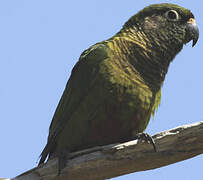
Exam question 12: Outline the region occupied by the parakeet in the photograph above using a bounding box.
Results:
[39,3,199,170]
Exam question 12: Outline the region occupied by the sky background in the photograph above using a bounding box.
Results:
[0,0,202,179]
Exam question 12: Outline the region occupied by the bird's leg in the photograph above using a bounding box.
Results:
[57,150,70,176]
[134,133,157,152]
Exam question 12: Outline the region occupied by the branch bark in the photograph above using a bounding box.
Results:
[13,121,203,180]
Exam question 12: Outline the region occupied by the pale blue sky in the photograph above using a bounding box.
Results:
[0,0,202,179]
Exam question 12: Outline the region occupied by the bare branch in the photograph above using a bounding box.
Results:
[13,121,203,180]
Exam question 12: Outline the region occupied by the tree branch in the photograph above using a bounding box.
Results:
[13,121,203,180]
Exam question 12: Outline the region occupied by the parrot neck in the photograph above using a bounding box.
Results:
[110,27,183,92]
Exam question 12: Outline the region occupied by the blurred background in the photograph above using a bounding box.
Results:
[0,0,202,179]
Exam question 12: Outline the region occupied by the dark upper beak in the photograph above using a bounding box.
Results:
[186,18,199,47]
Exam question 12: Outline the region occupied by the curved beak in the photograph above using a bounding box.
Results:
[186,18,199,47]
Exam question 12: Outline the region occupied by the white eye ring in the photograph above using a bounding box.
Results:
[165,10,180,21]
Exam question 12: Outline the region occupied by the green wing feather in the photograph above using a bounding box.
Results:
[39,43,110,163]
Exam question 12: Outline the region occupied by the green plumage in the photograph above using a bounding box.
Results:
[39,3,199,165]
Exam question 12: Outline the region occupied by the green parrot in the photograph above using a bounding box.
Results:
[39,3,199,171]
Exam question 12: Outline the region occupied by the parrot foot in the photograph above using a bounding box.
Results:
[57,150,70,176]
[134,133,157,152]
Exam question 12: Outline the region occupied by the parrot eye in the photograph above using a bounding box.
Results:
[165,10,180,21]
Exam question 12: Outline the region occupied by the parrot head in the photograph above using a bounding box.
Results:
[123,3,199,49]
